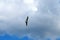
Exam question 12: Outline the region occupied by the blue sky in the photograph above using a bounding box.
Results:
[0,0,60,40]
[0,34,31,40]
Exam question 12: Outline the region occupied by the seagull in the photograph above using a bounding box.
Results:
[25,16,29,26]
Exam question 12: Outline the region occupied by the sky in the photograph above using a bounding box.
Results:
[0,0,60,40]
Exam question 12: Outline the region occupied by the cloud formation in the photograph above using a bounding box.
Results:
[0,0,60,40]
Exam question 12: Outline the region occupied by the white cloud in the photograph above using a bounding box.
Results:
[0,0,39,35]
[23,0,38,13]
[23,0,34,4]
[0,0,60,40]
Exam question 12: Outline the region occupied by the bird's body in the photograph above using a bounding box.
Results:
[25,16,29,26]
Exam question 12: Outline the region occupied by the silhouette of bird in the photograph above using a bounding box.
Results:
[25,16,29,26]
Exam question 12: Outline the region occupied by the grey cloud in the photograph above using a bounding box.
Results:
[0,0,60,40]
[27,0,60,40]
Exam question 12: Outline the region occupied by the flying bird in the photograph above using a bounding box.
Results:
[25,16,29,26]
